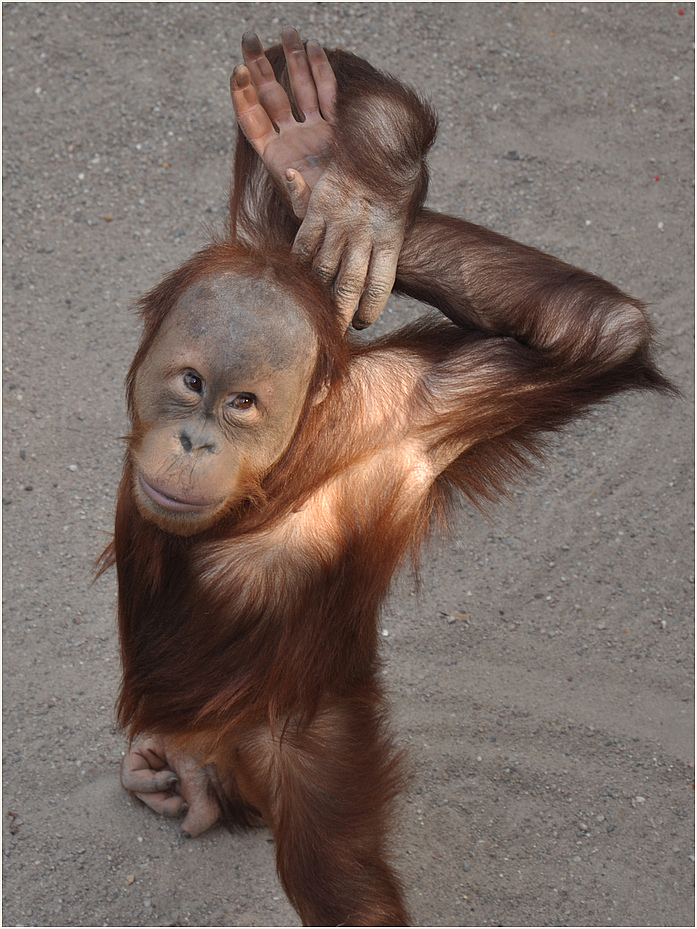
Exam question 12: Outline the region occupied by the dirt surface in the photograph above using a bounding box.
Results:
[2,3,694,927]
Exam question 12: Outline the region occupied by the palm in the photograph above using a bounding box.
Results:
[231,29,337,192]
[248,115,333,191]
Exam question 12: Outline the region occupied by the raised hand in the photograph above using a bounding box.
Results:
[231,29,336,212]
[231,30,437,329]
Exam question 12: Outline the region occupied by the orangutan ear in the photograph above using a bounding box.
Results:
[312,380,331,406]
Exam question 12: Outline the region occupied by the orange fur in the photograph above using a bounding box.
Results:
[112,45,673,928]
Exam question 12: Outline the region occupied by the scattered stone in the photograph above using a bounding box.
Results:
[439,610,469,623]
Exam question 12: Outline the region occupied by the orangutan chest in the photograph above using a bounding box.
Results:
[194,447,433,609]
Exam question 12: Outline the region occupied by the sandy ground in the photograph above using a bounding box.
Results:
[2,3,694,927]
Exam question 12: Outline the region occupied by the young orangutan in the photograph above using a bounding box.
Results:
[112,30,671,927]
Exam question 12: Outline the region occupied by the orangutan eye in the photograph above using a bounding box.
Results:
[230,393,256,411]
[183,372,203,392]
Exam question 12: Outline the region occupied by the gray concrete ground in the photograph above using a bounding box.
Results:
[3,3,694,927]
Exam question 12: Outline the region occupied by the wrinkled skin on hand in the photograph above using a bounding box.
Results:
[120,736,221,837]
[231,27,420,330]
[290,166,408,330]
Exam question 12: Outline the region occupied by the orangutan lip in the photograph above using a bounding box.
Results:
[138,473,221,513]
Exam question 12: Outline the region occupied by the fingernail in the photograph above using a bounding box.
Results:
[179,801,189,815]
[282,27,303,49]
[241,33,263,55]
[232,66,250,88]
[167,775,178,788]
[181,830,191,839]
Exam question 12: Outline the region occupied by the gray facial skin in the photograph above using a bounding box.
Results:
[131,273,319,534]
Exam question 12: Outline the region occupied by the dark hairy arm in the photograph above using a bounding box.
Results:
[398,209,659,375]
[388,209,673,494]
